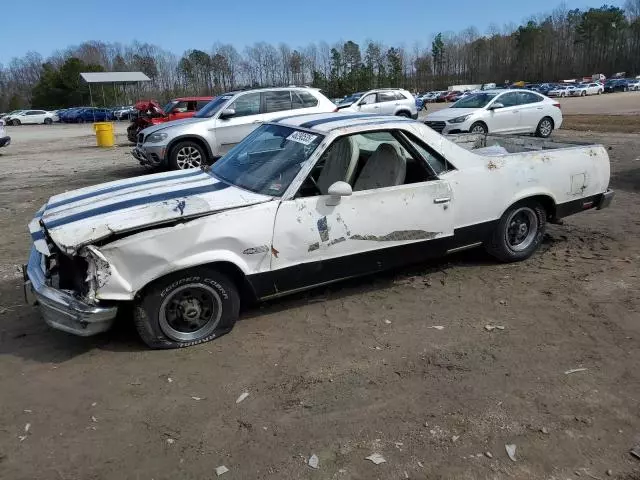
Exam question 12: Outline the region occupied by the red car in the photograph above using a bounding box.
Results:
[127,96,213,143]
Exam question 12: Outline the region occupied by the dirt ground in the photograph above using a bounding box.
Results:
[1,103,639,480]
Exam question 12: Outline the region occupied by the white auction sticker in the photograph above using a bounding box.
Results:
[287,131,318,145]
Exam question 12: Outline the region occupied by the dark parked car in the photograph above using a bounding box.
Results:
[66,107,114,123]
[604,79,629,93]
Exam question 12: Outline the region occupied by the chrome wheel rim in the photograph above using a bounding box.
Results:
[159,283,222,342]
[539,119,552,137]
[176,146,203,169]
[505,207,538,252]
[471,124,485,134]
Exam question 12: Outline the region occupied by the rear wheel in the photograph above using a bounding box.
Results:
[169,141,206,170]
[485,201,547,262]
[134,267,240,349]
[396,111,411,118]
[470,122,488,135]
[535,117,554,138]
[44,117,53,125]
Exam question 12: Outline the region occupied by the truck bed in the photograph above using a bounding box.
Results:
[448,133,596,155]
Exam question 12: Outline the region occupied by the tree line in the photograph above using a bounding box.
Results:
[1,2,639,111]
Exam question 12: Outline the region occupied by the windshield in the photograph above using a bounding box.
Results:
[210,124,324,196]
[339,93,363,105]
[162,100,178,114]
[451,93,498,108]
[195,95,233,118]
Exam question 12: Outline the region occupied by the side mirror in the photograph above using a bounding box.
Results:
[326,181,352,206]
[489,102,504,110]
[219,108,236,120]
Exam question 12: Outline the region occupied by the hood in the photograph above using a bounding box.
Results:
[134,100,163,114]
[34,169,273,254]
[141,117,208,136]
[425,107,480,121]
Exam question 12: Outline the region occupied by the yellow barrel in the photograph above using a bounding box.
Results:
[94,122,115,147]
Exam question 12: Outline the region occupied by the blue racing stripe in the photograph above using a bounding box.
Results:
[328,117,417,131]
[31,230,45,241]
[272,113,316,123]
[46,169,205,210]
[44,181,231,229]
[299,114,380,129]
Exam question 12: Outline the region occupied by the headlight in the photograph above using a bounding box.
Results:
[147,132,168,143]
[448,114,471,124]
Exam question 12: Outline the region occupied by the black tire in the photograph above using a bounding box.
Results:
[469,121,488,135]
[396,111,411,118]
[169,140,207,170]
[581,90,586,97]
[44,117,53,125]
[535,117,554,138]
[11,119,21,126]
[485,200,547,263]
[134,267,240,349]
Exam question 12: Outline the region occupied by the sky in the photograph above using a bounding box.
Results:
[0,0,627,64]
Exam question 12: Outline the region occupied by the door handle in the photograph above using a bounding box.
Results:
[433,197,451,204]
[536,107,543,110]
[373,106,380,109]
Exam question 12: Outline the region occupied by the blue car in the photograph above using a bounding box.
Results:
[67,107,114,123]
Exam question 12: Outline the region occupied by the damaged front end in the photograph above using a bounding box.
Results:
[24,228,118,337]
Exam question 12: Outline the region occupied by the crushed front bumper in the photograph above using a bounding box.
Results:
[24,246,117,336]
[131,144,165,168]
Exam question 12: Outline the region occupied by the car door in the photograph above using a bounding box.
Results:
[269,129,454,293]
[486,92,522,133]
[212,91,263,156]
[357,93,378,113]
[516,91,545,133]
[376,91,398,114]
[23,111,40,124]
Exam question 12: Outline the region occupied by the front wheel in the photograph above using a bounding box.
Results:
[44,118,53,125]
[396,111,411,118]
[470,122,488,135]
[134,268,240,349]
[169,141,207,170]
[535,117,554,138]
[11,119,21,126]
[485,201,547,262]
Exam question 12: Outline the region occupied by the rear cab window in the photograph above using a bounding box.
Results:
[229,92,261,117]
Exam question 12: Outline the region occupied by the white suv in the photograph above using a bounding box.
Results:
[337,89,418,118]
[133,87,337,170]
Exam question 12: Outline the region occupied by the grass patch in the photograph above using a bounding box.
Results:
[562,115,640,133]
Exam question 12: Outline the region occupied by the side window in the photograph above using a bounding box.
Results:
[498,93,519,107]
[172,101,189,113]
[186,101,197,112]
[377,91,396,103]
[264,91,292,113]
[196,100,209,110]
[228,92,261,117]
[26,111,38,115]
[360,94,376,105]
[518,92,542,105]
[298,90,319,108]
[297,130,433,198]
[400,131,450,175]
[291,92,304,109]
[394,91,408,100]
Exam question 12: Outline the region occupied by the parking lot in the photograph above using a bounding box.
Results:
[1,94,639,479]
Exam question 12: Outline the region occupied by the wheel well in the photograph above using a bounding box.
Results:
[519,195,557,221]
[396,110,411,116]
[167,136,213,162]
[203,261,258,303]
[470,120,488,130]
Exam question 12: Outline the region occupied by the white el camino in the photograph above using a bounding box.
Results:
[25,113,614,348]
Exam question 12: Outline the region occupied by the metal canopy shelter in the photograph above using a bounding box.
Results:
[80,71,151,107]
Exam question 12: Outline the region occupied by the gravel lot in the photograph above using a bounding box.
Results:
[0,97,639,479]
